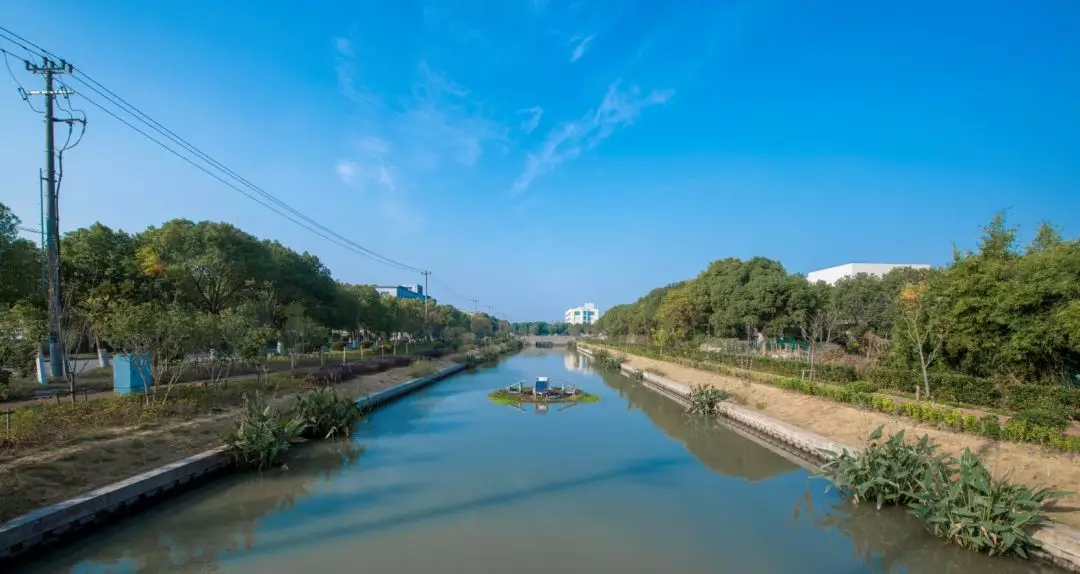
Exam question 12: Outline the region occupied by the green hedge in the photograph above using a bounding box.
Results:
[598,342,1080,421]
[607,343,861,382]
[866,368,1080,420]
[585,343,1080,453]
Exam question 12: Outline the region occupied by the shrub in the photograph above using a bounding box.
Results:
[821,426,951,510]
[1012,408,1070,430]
[293,388,361,439]
[330,340,345,352]
[687,384,728,415]
[408,359,437,378]
[907,449,1063,558]
[979,414,1002,439]
[846,381,878,395]
[226,394,305,471]
[826,428,1065,557]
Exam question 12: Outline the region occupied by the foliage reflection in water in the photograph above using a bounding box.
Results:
[22,352,1063,574]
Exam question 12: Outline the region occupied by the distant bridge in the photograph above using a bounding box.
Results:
[521,335,577,347]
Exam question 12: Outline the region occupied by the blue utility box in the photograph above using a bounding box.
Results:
[113,354,152,395]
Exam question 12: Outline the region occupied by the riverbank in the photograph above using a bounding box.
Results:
[578,344,1080,571]
[0,343,519,526]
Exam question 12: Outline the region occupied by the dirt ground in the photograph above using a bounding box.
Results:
[0,360,453,523]
[611,350,1080,530]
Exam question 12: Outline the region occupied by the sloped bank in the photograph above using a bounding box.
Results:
[577,345,1080,572]
[0,352,491,565]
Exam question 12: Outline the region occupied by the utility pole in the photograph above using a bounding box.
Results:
[421,270,431,341]
[26,57,77,378]
[471,299,479,313]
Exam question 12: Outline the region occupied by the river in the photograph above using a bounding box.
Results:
[23,349,1059,573]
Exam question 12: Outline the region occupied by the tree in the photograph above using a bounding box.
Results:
[97,302,210,405]
[896,280,950,399]
[57,287,94,401]
[61,223,138,367]
[0,202,43,308]
[0,303,46,384]
[470,313,493,339]
[138,220,268,314]
[794,281,841,381]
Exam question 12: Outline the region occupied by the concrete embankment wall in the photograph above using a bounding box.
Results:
[0,362,470,563]
[577,345,1080,573]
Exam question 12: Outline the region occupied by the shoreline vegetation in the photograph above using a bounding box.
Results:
[583,342,1079,561]
[0,340,521,525]
[0,203,526,522]
[583,215,1080,560]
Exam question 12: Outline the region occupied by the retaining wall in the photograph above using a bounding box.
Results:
[0,362,470,563]
[579,345,1080,573]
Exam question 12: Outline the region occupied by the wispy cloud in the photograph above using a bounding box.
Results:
[335,160,357,184]
[332,38,511,233]
[519,106,544,135]
[511,80,674,195]
[570,34,595,63]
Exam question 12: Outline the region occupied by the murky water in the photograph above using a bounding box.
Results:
[25,350,1060,573]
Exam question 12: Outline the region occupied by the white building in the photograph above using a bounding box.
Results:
[565,303,600,325]
[807,263,931,286]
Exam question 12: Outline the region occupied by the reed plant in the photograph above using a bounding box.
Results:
[226,394,305,471]
[293,388,362,439]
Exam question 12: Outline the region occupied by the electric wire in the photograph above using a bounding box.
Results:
[1,26,489,309]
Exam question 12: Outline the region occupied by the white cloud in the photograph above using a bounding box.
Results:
[519,106,544,134]
[376,163,395,191]
[336,160,357,184]
[511,79,674,195]
[355,135,391,158]
[333,37,354,58]
[570,34,595,63]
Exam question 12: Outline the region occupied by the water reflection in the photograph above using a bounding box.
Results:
[596,355,1055,574]
[29,442,365,574]
[598,367,796,482]
[23,351,1067,574]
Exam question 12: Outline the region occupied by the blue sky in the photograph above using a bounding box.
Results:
[2,0,1078,321]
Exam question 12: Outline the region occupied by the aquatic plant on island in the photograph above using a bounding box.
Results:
[486,388,600,405]
[293,387,362,439]
[821,426,1065,558]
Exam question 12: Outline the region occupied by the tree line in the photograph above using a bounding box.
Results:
[0,201,508,388]
[596,214,1080,392]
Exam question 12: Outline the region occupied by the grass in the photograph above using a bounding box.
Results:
[0,350,453,456]
[408,359,438,378]
[583,342,1080,453]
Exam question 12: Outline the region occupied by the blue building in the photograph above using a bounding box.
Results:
[374,284,432,302]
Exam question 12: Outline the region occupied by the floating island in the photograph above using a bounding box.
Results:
[488,376,600,406]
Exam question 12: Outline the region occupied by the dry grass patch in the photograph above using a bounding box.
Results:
[0,361,446,523]
[615,351,1080,530]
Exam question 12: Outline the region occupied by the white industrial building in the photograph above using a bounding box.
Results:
[807,263,931,285]
[565,303,600,325]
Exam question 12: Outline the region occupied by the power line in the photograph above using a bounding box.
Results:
[0,27,422,275]
[1,47,42,113]
[1,26,487,308]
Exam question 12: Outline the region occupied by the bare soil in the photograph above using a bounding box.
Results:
[609,349,1080,530]
[0,360,453,523]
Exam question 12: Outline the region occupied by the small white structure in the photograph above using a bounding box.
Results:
[807,263,931,286]
[565,303,600,325]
